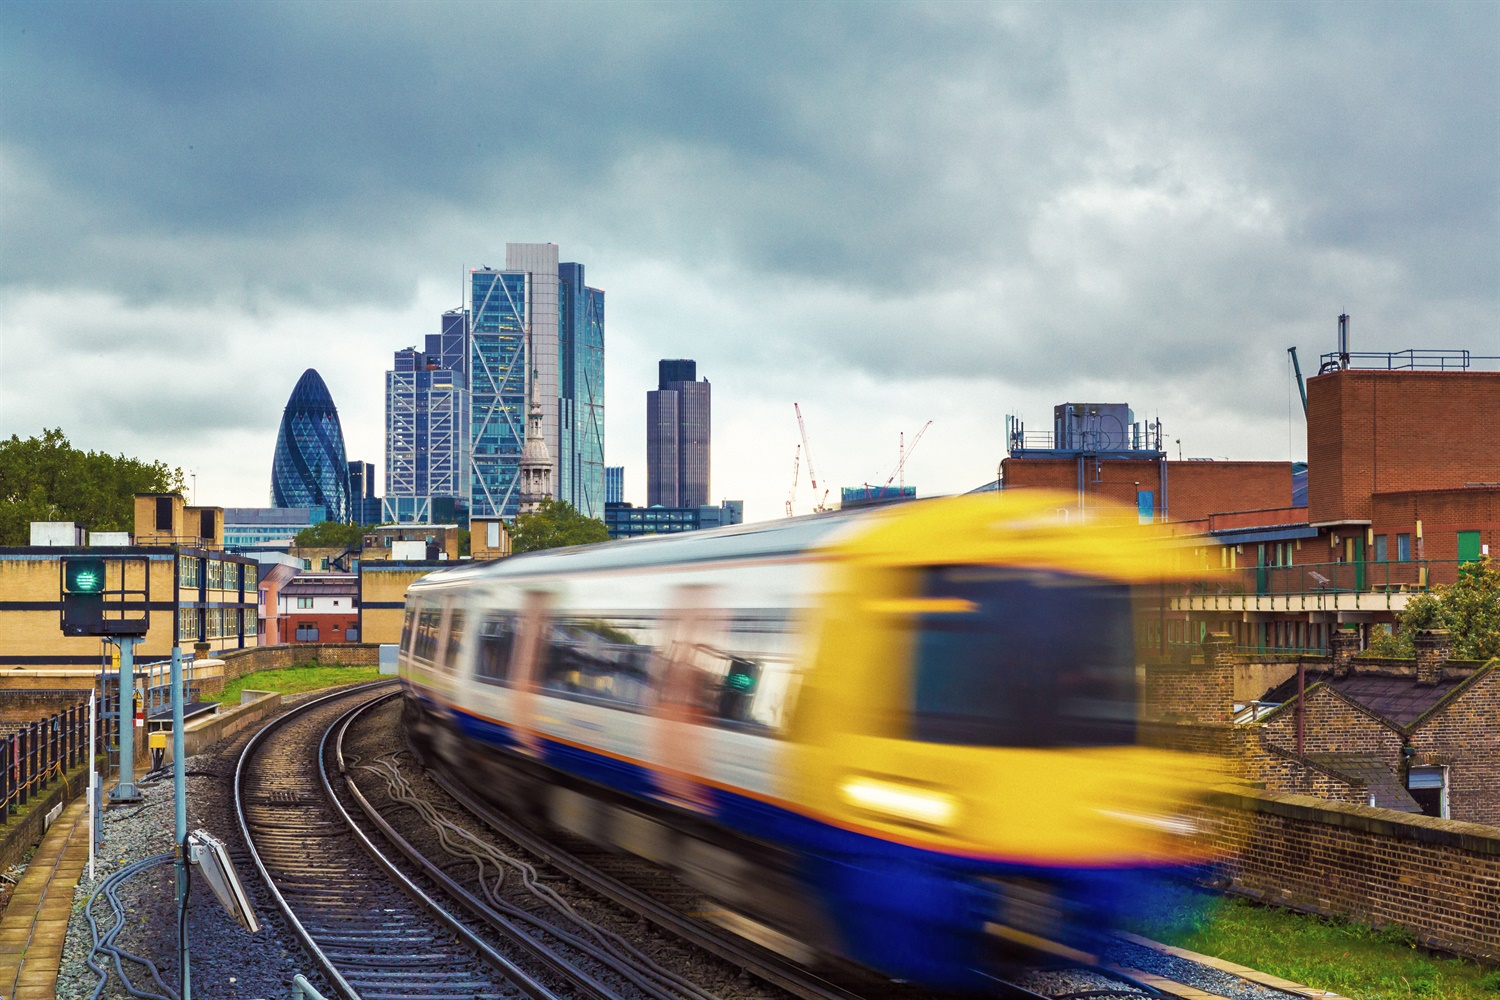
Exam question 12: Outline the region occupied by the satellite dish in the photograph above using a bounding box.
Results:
[188,828,261,933]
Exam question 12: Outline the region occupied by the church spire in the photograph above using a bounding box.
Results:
[517,368,553,515]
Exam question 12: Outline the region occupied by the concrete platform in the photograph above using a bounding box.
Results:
[0,796,90,999]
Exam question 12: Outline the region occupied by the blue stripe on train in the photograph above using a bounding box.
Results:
[438,702,1200,989]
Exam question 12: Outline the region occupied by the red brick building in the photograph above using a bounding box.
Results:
[275,573,360,644]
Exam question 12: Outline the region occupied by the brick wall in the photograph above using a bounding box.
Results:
[1211,787,1500,961]
[1408,666,1500,827]
[1001,458,1293,522]
[1259,684,1406,767]
[218,642,380,681]
[1306,369,1500,525]
[0,690,86,723]
[1372,486,1499,565]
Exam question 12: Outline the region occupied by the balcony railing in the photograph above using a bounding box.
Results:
[1184,559,1481,598]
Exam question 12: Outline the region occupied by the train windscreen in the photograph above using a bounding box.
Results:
[910,567,1137,747]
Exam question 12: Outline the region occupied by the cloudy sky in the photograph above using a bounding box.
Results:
[2,2,1495,521]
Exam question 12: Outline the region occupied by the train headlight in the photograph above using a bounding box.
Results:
[838,776,959,829]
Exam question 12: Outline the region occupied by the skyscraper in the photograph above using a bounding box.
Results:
[558,262,606,517]
[467,244,605,519]
[647,359,711,508]
[346,460,380,524]
[384,344,469,524]
[605,466,624,505]
[271,369,350,522]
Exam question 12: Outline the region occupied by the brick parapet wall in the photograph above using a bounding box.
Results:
[218,642,380,681]
[1210,786,1500,960]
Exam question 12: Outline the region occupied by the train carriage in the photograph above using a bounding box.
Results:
[400,493,1218,991]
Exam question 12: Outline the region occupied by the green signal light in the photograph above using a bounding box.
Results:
[65,560,107,594]
[726,671,756,692]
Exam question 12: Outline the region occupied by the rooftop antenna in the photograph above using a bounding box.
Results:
[1338,313,1351,369]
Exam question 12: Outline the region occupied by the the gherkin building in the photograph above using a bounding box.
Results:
[271,369,349,522]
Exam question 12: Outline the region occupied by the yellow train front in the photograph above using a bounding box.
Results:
[400,492,1218,992]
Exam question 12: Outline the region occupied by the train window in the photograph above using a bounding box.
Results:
[399,607,416,653]
[412,607,443,663]
[475,612,518,685]
[536,615,659,708]
[909,568,1137,747]
[443,608,466,669]
[700,612,801,732]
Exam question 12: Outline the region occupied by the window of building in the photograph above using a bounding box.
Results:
[178,607,197,641]
[320,557,330,571]
[295,623,319,642]
[155,497,174,531]
[297,597,313,609]
[1408,766,1448,819]
[347,627,359,642]
[1397,533,1412,562]
[1374,535,1388,562]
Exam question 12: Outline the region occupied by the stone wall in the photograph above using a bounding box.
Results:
[1212,786,1500,961]
[217,642,380,681]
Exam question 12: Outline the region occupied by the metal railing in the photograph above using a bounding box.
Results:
[0,700,100,824]
[1185,559,1480,598]
[1317,349,1497,372]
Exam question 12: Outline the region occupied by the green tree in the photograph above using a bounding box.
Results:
[510,498,610,554]
[1368,557,1500,661]
[0,429,184,545]
[292,520,365,549]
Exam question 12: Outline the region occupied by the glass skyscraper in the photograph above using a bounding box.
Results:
[558,262,606,518]
[384,343,469,524]
[271,368,350,522]
[605,466,624,505]
[647,359,710,508]
[465,245,606,520]
[468,267,530,518]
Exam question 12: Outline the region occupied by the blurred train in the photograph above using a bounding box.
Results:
[399,493,1218,991]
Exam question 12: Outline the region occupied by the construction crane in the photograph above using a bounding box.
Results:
[794,404,831,513]
[1287,347,1308,418]
[785,444,800,517]
[884,420,932,493]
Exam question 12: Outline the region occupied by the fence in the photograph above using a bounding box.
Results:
[1189,558,1479,598]
[0,699,102,825]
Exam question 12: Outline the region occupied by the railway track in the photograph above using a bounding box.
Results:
[236,682,556,1000]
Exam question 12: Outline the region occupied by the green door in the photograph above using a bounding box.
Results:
[1457,530,1482,564]
[1354,536,1366,591]
[1256,544,1269,595]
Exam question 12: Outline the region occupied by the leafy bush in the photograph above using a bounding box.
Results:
[1367,557,1500,660]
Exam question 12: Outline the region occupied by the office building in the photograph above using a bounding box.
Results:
[271,369,350,522]
[605,466,624,505]
[558,262,606,517]
[647,359,711,508]
[347,461,381,524]
[384,345,469,524]
[603,499,743,539]
[223,507,326,550]
[467,244,605,519]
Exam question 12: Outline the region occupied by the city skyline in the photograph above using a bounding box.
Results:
[2,4,1495,521]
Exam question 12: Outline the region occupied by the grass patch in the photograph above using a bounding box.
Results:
[219,664,382,704]
[1130,894,1500,999]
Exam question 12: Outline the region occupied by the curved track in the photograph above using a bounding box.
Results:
[236,682,550,1000]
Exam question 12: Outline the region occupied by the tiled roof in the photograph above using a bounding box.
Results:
[1305,752,1423,813]
[1330,675,1463,727]
[1257,670,1461,727]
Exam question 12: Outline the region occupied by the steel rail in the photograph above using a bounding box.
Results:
[330,693,638,1000]
[235,681,551,1000]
